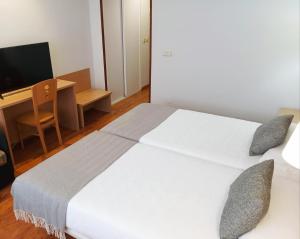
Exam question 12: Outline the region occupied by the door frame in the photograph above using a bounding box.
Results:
[99,0,152,102]
[99,0,108,91]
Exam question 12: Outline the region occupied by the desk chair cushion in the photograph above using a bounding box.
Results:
[0,130,15,189]
[0,150,7,167]
[17,111,54,126]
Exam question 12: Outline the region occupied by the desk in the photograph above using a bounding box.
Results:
[278,108,300,123]
[0,80,80,167]
[76,89,112,128]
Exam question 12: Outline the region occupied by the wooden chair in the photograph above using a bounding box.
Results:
[16,79,63,154]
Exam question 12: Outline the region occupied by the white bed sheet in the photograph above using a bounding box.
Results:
[140,109,262,169]
[66,143,299,239]
[259,123,300,182]
[241,176,300,239]
[66,144,241,239]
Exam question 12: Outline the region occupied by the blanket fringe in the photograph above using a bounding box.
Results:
[14,209,66,239]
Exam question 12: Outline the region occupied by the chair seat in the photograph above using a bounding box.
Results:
[17,111,54,126]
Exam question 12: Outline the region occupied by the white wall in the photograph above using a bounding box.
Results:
[152,0,300,122]
[0,0,105,88]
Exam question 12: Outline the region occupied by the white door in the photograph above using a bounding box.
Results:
[140,0,150,87]
[102,0,150,99]
[122,0,141,97]
[102,0,125,102]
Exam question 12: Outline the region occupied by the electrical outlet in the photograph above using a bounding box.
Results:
[163,50,173,57]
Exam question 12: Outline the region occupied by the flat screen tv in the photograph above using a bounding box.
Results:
[0,42,53,97]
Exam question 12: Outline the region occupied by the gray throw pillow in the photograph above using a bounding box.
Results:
[220,160,274,239]
[249,115,294,156]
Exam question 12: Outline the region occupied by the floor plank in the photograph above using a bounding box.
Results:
[0,87,149,239]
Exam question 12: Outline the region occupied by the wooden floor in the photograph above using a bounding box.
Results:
[0,87,149,239]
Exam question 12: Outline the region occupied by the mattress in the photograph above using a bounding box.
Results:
[140,109,262,169]
[101,103,176,141]
[66,144,300,239]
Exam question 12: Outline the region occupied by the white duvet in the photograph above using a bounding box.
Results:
[140,109,262,170]
[66,144,300,239]
[66,144,241,239]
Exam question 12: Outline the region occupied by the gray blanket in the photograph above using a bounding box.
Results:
[11,132,136,239]
[101,103,177,141]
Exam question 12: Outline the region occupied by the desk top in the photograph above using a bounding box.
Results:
[278,108,300,123]
[0,80,76,109]
[76,89,111,107]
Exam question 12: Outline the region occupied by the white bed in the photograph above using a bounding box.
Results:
[13,104,299,239]
[66,144,299,239]
[66,144,241,239]
[140,109,262,170]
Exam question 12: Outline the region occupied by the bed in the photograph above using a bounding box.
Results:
[11,103,299,239]
[66,143,299,239]
[102,104,262,169]
[12,132,136,239]
[139,109,263,169]
[66,144,241,239]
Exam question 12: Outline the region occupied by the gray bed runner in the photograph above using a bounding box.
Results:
[101,103,177,141]
[11,132,136,239]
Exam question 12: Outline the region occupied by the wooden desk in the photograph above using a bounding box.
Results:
[58,68,112,128]
[76,89,112,128]
[278,108,300,123]
[0,80,80,167]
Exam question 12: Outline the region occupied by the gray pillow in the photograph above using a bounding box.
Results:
[220,160,274,239]
[249,115,294,156]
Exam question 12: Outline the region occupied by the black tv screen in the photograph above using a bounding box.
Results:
[0,42,53,95]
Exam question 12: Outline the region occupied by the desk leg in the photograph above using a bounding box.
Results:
[0,109,16,175]
[78,106,85,129]
[94,95,112,112]
[58,87,80,131]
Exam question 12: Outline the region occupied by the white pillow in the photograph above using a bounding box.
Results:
[260,123,300,182]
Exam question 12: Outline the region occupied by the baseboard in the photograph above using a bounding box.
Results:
[142,84,150,90]
[112,97,126,105]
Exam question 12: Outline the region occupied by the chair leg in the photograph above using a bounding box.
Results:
[55,121,63,146]
[37,125,48,154]
[16,123,24,150]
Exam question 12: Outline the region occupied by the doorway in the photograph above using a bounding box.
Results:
[100,0,151,103]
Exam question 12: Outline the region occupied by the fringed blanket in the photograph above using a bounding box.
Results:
[11,132,136,239]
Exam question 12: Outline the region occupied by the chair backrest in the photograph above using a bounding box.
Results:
[31,79,58,121]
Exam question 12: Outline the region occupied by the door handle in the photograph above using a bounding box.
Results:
[143,38,149,44]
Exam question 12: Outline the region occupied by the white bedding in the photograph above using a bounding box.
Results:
[242,176,300,239]
[140,109,262,170]
[66,144,241,239]
[66,144,300,239]
[259,123,300,182]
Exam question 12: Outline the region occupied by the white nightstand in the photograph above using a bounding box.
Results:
[278,108,300,123]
